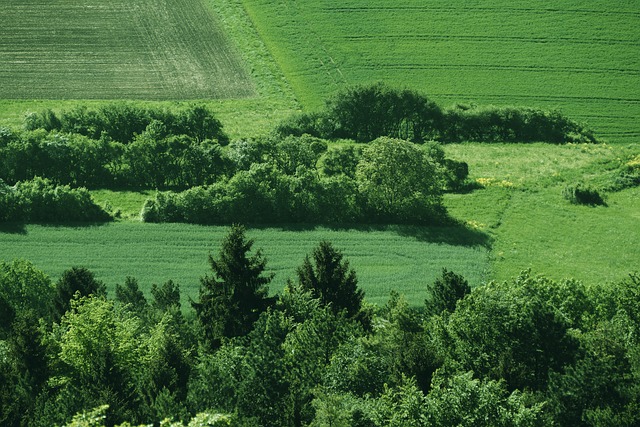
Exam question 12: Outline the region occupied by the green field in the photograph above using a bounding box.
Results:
[0,0,299,138]
[0,0,255,99]
[0,222,489,306]
[443,142,640,284]
[242,0,640,141]
[1,0,638,306]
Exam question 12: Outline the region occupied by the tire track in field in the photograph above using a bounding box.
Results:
[434,93,640,104]
[323,6,640,18]
[342,34,639,47]
[351,63,640,77]
[279,0,349,88]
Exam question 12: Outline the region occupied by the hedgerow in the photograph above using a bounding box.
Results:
[276,83,597,144]
[0,177,111,222]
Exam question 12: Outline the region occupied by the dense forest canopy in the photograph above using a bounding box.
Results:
[1,227,639,426]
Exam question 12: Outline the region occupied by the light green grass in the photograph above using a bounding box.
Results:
[241,0,640,141]
[90,190,155,220]
[0,223,489,307]
[443,142,640,284]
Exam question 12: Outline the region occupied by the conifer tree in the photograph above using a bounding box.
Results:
[297,240,364,318]
[192,225,273,350]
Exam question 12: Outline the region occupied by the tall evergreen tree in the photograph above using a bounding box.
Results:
[51,267,107,322]
[297,240,364,318]
[425,269,471,316]
[191,225,273,350]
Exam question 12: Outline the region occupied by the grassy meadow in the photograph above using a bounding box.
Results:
[444,142,640,284]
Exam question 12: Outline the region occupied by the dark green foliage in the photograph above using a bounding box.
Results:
[424,371,545,427]
[115,277,148,315]
[0,127,227,189]
[141,137,452,225]
[297,240,364,318]
[0,310,49,427]
[563,184,607,206]
[191,225,273,349]
[24,103,228,145]
[51,267,107,322]
[444,272,579,391]
[356,137,445,223]
[321,145,362,178]
[0,259,54,320]
[5,105,229,190]
[151,279,182,313]
[442,158,470,191]
[277,83,444,143]
[0,177,111,223]
[442,104,596,143]
[276,84,596,144]
[425,269,471,316]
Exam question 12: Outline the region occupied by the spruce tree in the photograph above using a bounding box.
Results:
[297,240,364,318]
[192,225,273,350]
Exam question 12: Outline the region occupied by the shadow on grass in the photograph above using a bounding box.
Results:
[0,220,113,235]
[0,222,27,235]
[392,224,491,247]
[247,221,491,248]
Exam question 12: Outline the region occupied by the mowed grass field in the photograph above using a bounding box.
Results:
[242,0,640,141]
[0,222,489,307]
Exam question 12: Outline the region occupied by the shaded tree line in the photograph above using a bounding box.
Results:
[276,83,597,144]
[0,122,228,190]
[1,226,638,426]
[0,177,111,222]
[23,103,228,145]
[141,137,464,225]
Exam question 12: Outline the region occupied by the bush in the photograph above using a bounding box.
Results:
[563,184,607,206]
[0,177,111,222]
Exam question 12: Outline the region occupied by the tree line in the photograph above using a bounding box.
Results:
[275,83,597,144]
[1,115,470,224]
[1,226,638,426]
[141,136,465,225]
[0,177,110,222]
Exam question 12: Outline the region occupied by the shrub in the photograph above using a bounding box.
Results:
[562,184,607,206]
[1,177,111,223]
[276,84,597,144]
[23,103,229,145]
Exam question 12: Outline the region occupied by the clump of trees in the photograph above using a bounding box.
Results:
[141,137,459,225]
[0,177,111,222]
[276,83,597,144]
[23,103,228,145]
[0,109,229,189]
[1,227,639,426]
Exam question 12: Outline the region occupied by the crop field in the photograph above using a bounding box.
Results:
[0,222,489,307]
[0,0,254,100]
[242,0,640,141]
